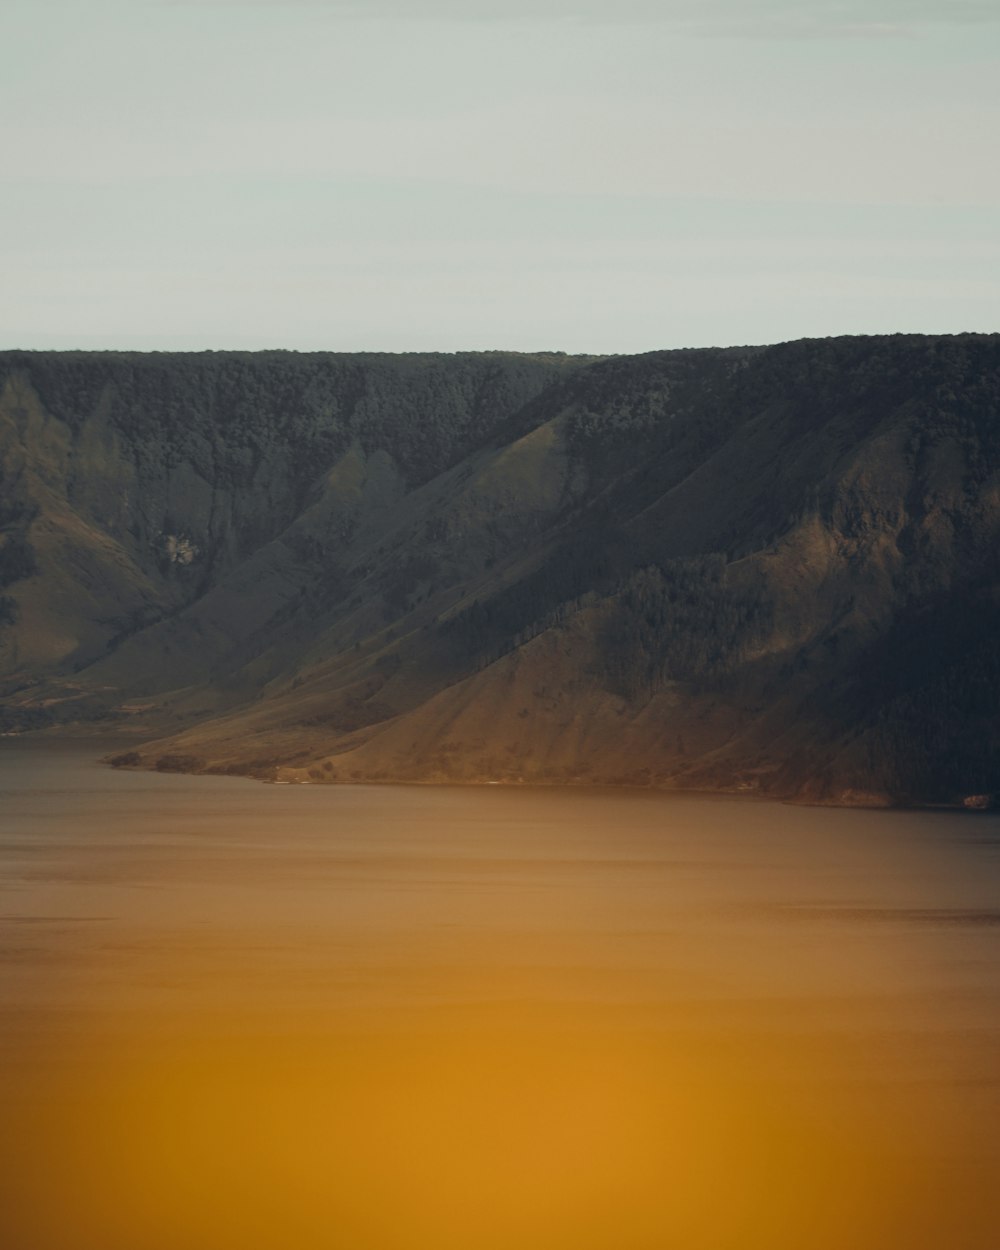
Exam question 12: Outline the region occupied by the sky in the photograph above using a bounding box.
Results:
[2,0,998,353]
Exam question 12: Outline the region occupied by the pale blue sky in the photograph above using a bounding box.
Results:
[2,1,997,352]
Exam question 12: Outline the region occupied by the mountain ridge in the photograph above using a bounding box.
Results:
[3,334,999,807]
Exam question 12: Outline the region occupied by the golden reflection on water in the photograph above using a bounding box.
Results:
[1,742,999,1249]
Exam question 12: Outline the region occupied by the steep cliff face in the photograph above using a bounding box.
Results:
[0,350,581,676]
[3,336,999,806]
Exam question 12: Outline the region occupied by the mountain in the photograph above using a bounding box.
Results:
[2,335,999,807]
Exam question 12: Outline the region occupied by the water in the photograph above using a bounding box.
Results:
[2,738,999,1249]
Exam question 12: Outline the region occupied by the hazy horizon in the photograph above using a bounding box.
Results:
[3,0,997,354]
[1,329,997,360]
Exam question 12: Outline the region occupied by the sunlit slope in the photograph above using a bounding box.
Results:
[3,336,1000,803]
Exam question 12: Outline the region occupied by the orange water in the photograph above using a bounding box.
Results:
[2,740,998,1248]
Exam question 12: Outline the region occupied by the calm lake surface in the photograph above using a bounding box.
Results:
[2,738,999,1249]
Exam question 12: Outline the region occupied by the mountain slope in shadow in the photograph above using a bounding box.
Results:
[3,335,999,806]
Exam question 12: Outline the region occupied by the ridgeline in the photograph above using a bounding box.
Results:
[3,335,1000,806]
